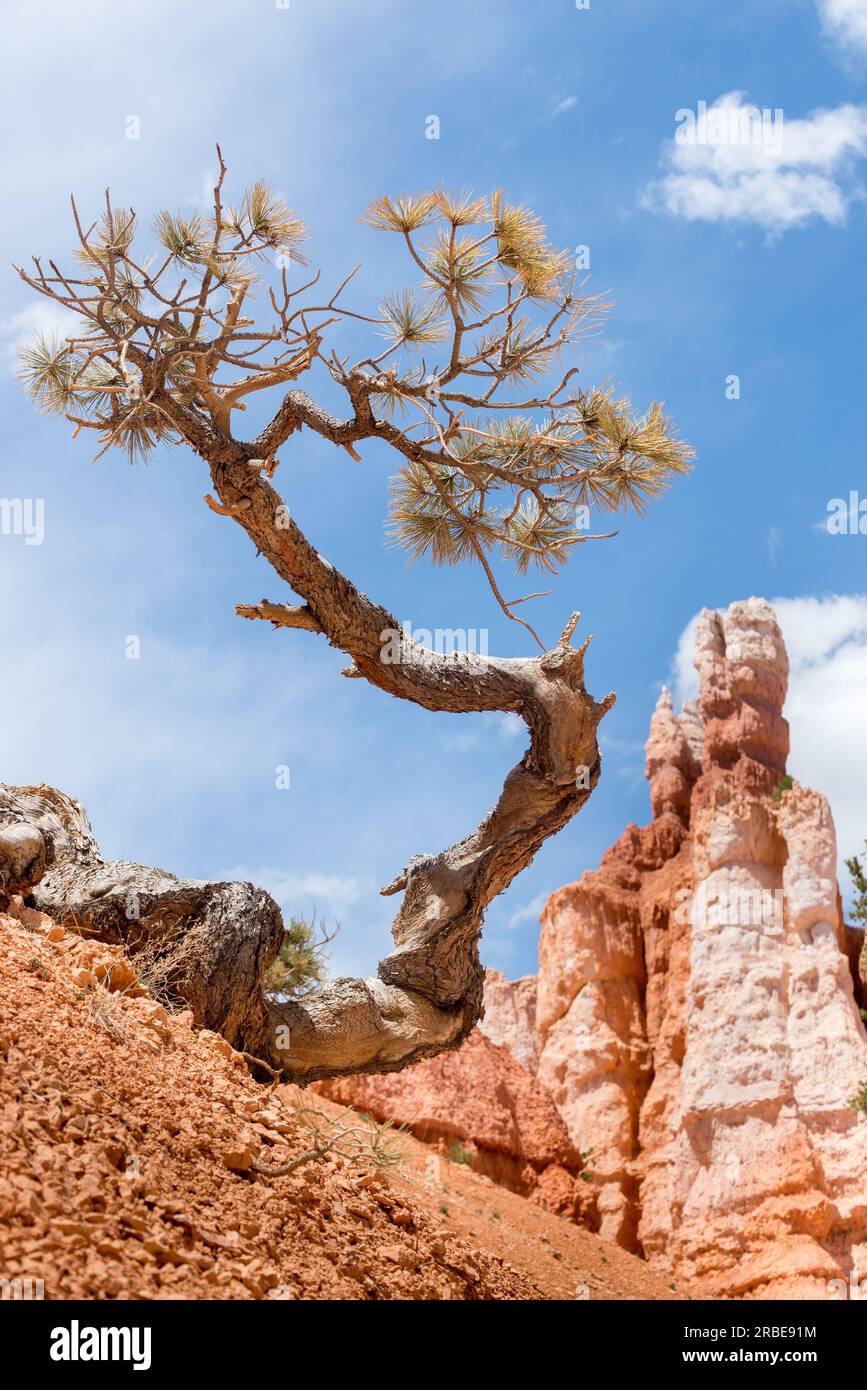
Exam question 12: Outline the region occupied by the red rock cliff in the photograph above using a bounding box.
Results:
[533,598,867,1296]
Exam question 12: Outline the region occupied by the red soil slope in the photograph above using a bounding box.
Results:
[0,902,672,1301]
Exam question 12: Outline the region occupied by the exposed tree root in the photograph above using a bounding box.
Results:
[0,607,611,1083]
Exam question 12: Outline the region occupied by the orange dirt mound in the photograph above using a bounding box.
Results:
[0,903,672,1300]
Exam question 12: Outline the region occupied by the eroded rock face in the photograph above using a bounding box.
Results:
[531,598,867,1295]
[478,969,539,1073]
[313,598,866,1292]
[316,1028,597,1226]
[536,870,652,1247]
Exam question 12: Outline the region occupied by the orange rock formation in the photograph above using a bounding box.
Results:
[533,598,867,1296]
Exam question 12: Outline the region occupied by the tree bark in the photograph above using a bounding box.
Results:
[0,784,281,1052]
[0,397,614,1083]
[197,445,614,1080]
[1,585,610,1083]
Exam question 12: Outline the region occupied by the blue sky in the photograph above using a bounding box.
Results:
[1,0,866,979]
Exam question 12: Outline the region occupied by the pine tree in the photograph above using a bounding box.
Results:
[13,154,692,1080]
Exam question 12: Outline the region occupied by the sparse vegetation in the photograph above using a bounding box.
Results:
[845,843,867,926]
[251,1098,407,1178]
[86,983,134,1045]
[447,1142,475,1166]
[847,1080,867,1116]
[263,913,336,998]
[773,774,794,802]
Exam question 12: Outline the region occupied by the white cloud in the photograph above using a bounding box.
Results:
[671,611,701,702]
[643,92,867,233]
[0,303,80,369]
[220,867,371,917]
[819,0,867,56]
[773,596,867,891]
[767,525,782,565]
[672,594,867,894]
[773,593,867,667]
[0,532,327,856]
[438,710,527,753]
[549,95,577,118]
[504,890,549,931]
[497,712,526,741]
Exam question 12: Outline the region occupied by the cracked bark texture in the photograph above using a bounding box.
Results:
[10,171,699,1079]
[0,576,611,1082]
[0,784,281,1053]
[0,393,615,1085]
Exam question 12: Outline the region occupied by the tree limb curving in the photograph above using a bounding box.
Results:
[8,172,648,1083]
[0,511,612,1083]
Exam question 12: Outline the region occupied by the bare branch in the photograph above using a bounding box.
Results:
[236,600,323,634]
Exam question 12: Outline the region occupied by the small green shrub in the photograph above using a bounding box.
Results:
[447,1142,475,1166]
[772,774,794,802]
[846,843,867,926]
[848,1080,867,1115]
[264,913,334,997]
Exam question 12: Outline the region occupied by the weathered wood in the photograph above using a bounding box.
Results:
[1,576,611,1084]
[0,784,280,1054]
[8,177,625,1082]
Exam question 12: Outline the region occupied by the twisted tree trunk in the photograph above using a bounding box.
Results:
[0,784,282,1051]
[1,159,693,1093]
[0,588,610,1082]
[0,404,614,1083]
[203,442,614,1080]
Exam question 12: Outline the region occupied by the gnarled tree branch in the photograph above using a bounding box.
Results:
[7,161,695,1083]
[0,544,612,1083]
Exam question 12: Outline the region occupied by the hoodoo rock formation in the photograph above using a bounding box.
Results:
[328,599,867,1297]
[534,598,867,1296]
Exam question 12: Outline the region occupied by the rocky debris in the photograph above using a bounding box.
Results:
[317,1029,598,1227]
[478,968,539,1073]
[0,783,285,1060]
[0,904,544,1301]
[529,598,867,1296]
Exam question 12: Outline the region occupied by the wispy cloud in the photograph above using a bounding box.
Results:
[0,303,80,369]
[220,866,372,917]
[819,0,867,56]
[548,94,577,118]
[642,92,867,234]
[504,890,549,930]
[438,710,526,753]
[768,525,782,564]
